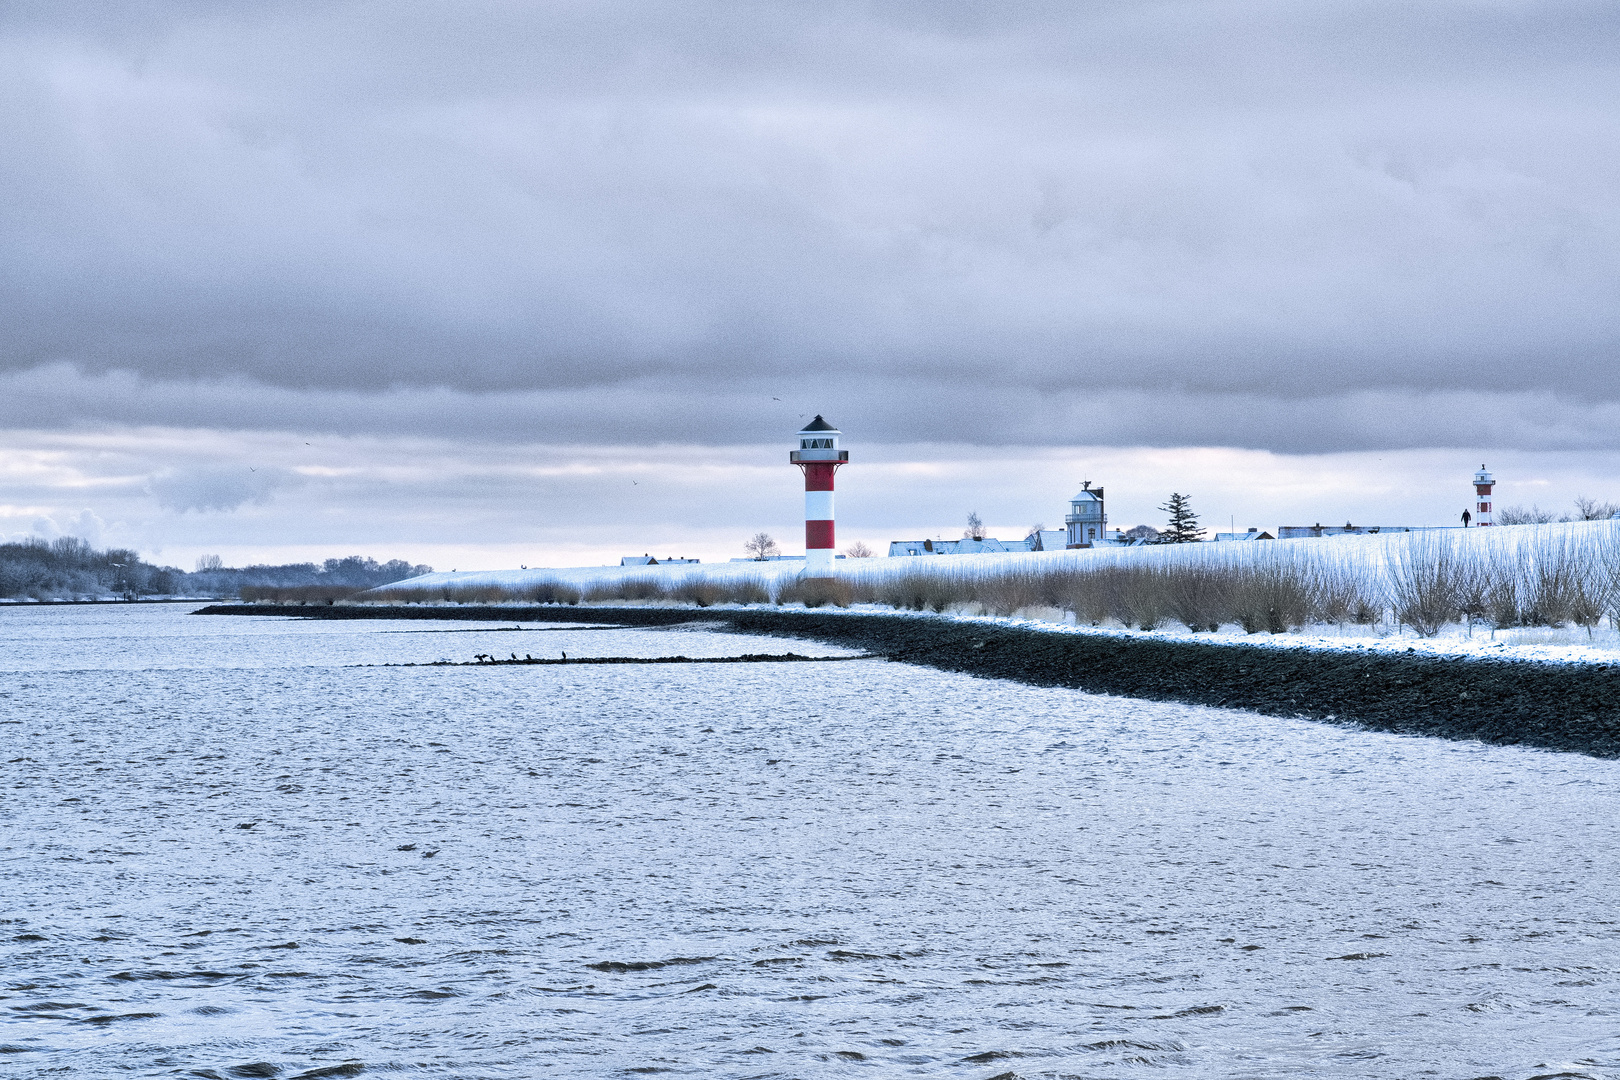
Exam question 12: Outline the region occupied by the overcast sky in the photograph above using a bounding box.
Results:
[3,1,1618,568]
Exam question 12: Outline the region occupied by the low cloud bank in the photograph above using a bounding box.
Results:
[147,465,303,513]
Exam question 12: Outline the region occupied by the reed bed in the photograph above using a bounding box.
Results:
[238,585,369,604]
[346,522,1620,639]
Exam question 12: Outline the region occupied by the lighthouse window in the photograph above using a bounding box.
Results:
[800,438,834,449]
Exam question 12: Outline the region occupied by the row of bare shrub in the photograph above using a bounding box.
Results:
[837,558,1361,632]
[358,576,775,608]
[839,527,1620,637]
[350,581,583,605]
[239,585,369,604]
[1386,533,1613,636]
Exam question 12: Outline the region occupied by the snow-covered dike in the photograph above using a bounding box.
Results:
[401,519,1619,591]
[379,520,1620,666]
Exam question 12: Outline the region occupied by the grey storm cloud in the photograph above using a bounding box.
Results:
[2,0,1619,448]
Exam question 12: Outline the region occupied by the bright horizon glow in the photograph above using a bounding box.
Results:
[5,430,1618,573]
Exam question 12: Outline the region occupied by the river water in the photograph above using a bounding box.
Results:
[4,604,1620,1079]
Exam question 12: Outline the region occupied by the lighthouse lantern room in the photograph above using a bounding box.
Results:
[791,416,848,576]
[1474,465,1494,527]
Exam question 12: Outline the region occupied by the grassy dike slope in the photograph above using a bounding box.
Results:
[196,604,1620,759]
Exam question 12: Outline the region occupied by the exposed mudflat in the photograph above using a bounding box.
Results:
[202,603,1620,758]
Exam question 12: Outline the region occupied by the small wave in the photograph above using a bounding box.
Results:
[586,956,716,973]
[963,1050,1020,1063]
[826,949,902,961]
[1083,1040,1179,1052]
[1148,1004,1226,1019]
[80,1012,160,1025]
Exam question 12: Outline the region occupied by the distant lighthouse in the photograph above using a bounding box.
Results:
[791,416,847,576]
[1474,465,1494,527]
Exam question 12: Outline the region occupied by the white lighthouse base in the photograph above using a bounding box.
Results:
[805,549,835,577]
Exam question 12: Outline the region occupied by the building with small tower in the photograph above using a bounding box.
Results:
[1065,482,1107,547]
[791,416,847,575]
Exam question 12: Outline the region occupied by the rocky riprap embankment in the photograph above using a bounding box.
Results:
[196,604,1620,759]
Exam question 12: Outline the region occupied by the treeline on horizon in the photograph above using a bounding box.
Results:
[0,536,431,601]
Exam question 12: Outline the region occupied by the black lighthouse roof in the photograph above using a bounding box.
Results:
[800,415,837,431]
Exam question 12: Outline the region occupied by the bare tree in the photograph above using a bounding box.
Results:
[1124,524,1161,541]
[195,554,223,572]
[963,511,987,540]
[1573,496,1620,521]
[842,540,874,558]
[1497,505,1557,525]
[743,532,780,560]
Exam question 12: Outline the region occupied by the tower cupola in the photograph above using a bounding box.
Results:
[1065,481,1106,547]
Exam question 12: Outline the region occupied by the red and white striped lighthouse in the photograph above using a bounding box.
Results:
[1474,464,1494,526]
[791,416,847,576]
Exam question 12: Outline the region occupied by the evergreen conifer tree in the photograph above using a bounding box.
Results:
[1157,492,1202,543]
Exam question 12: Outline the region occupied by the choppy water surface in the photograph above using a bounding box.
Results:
[4,605,1620,1079]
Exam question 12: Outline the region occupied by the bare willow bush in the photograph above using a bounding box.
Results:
[1482,575,1521,633]
[1107,566,1170,631]
[857,569,973,613]
[976,568,1047,616]
[667,576,771,607]
[778,576,854,608]
[1055,570,1111,626]
[669,577,725,607]
[1165,563,1229,632]
[722,577,772,605]
[1601,531,1620,630]
[585,577,666,602]
[1310,561,1381,628]
[1518,533,1610,635]
[1387,535,1470,636]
